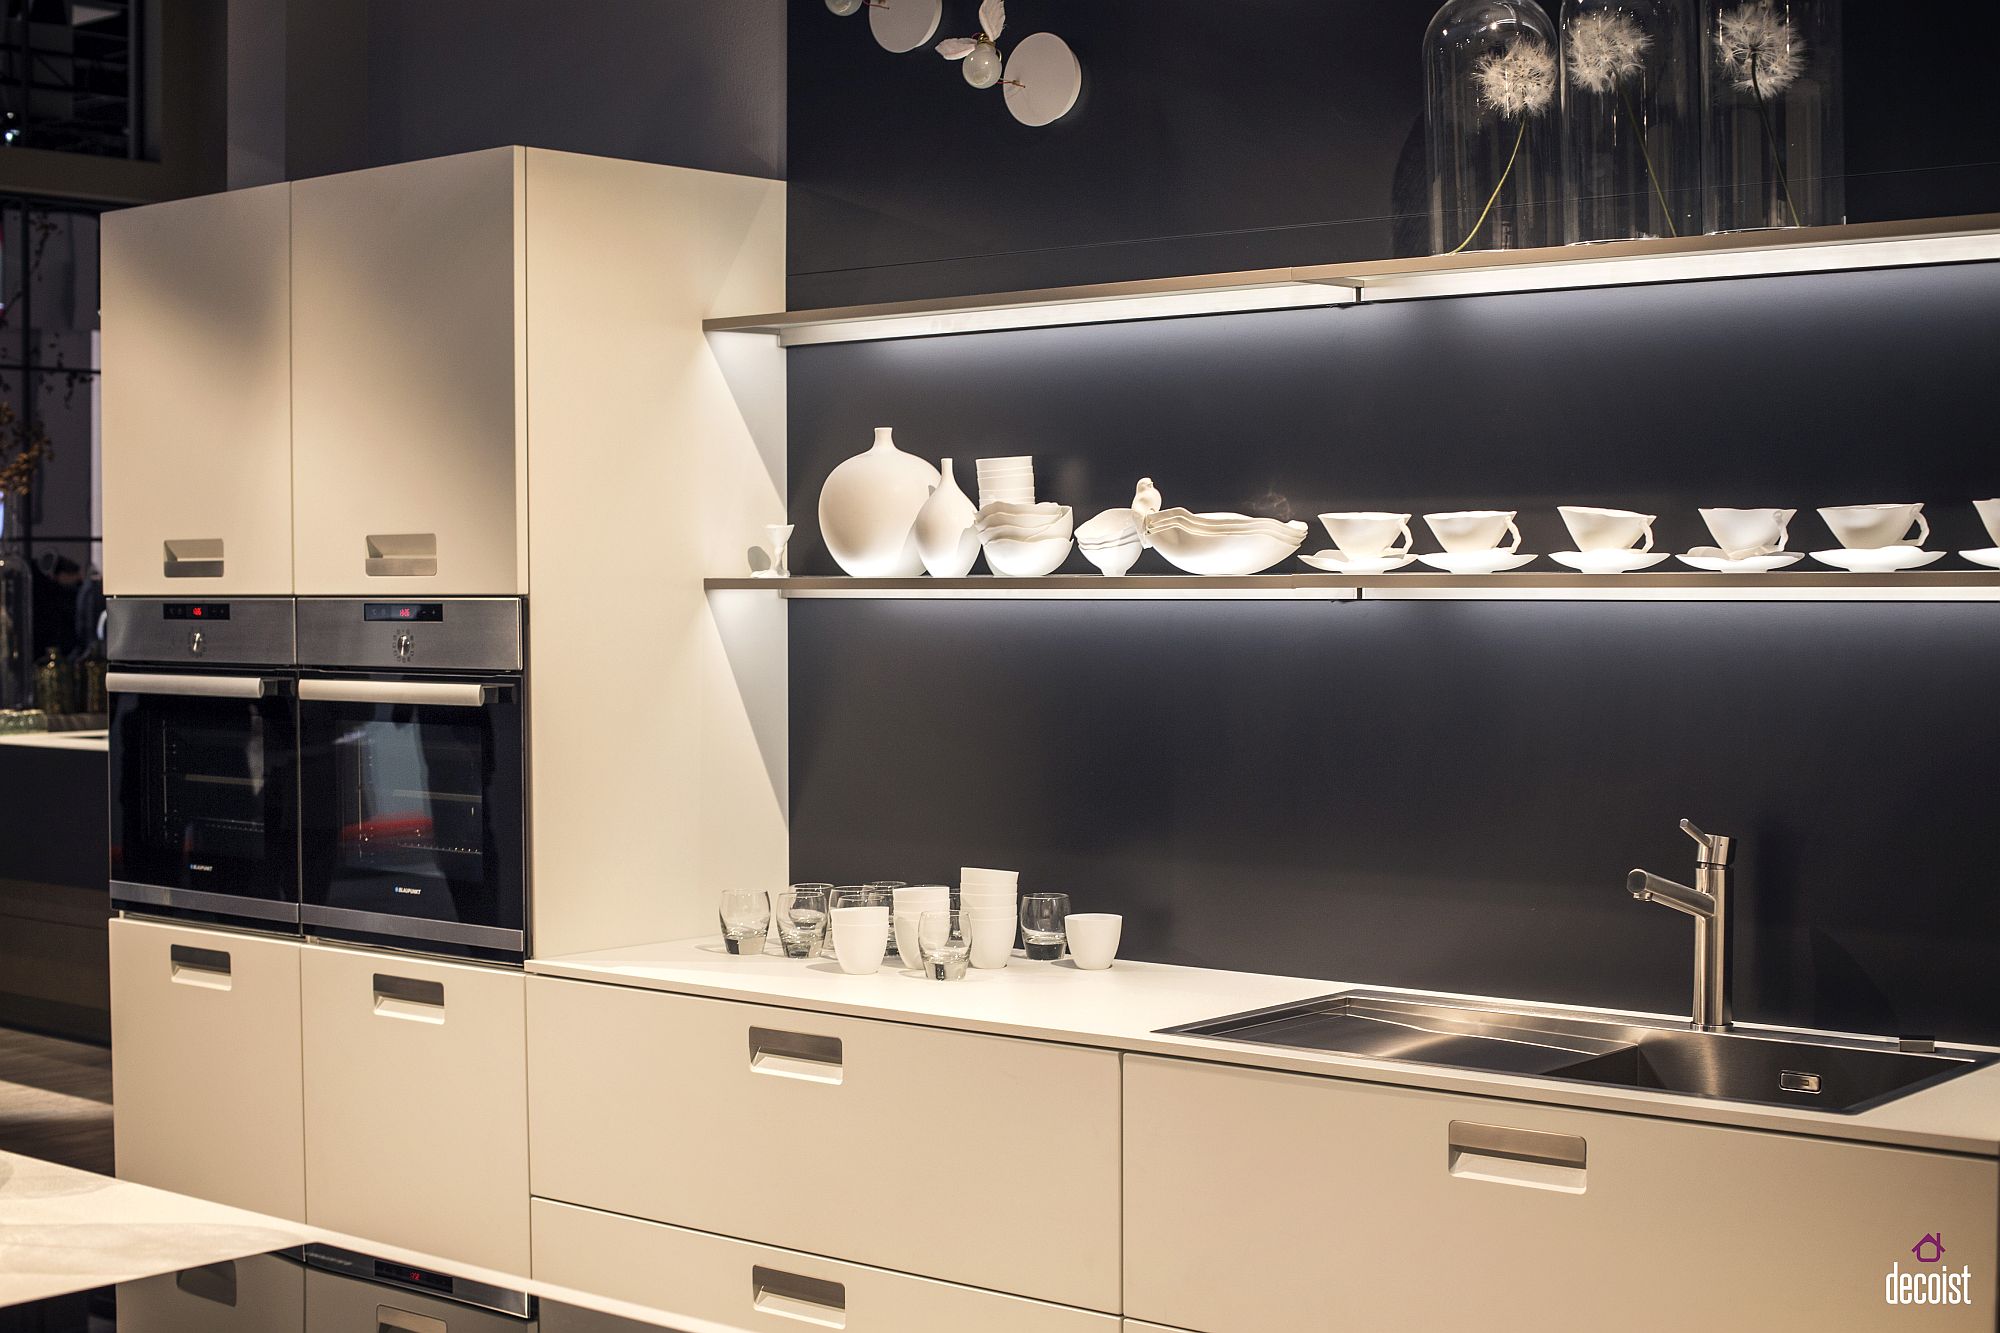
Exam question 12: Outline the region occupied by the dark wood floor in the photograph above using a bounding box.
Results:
[0,1025,113,1175]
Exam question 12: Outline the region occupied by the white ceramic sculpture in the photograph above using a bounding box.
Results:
[913,458,981,577]
[818,428,940,578]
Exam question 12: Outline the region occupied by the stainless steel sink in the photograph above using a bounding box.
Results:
[1159,991,1995,1114]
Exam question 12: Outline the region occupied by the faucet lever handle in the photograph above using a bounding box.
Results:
[1679,819,1711,850]
[1679,818,1734,865]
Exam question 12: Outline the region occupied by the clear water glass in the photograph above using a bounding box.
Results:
[718,888,771,956]
[789,881,834,955]
[774,886,830,959]
[918,909,972,981]
[1019,892,1070,961]
[868,880,908,956]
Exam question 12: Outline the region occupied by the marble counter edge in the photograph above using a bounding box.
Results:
[525,942,2000,1160]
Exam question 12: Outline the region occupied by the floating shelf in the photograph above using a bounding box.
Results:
[706,571,2000,602]
[704,215,2000,346]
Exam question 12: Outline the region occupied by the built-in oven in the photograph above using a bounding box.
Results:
[107,597,300,931]
[296,598,527,963]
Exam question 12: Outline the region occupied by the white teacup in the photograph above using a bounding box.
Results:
[830,906,889,976]
[1318,511,1414,559]
[1819,503,1929,551]
[1063,913,1123,970]
[1424,510,1522,554]
[1974,499,2000,547]
[1558,505,1655,552]
[966,914,1016,969]
[1700,507,1795,558]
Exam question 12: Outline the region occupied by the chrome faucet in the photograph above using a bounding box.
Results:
[1628,819,1735,1032]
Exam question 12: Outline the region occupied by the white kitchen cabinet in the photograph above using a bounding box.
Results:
[117,1252,305,1333]
[1123,1054,1999,1332]
[532,1198,1119,1333]
[101,183,294,595]
[304,1264,526,1333]
[300,943,529,1274]
[289,147,525,595]
[525,977,1123,1312]
[108,917,306,1220]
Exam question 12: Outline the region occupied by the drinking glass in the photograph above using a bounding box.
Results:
[830,886,890,965]
[918,909,972,981]
[789,881,834,955]
[1019,892,1070,961]
[868,881,908,956]
[718,888,771,956]
[773,886,829,959]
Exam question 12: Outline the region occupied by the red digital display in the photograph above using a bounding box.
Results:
[191,606,204,616]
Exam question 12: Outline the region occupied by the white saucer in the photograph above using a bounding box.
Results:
[1676,549,1804,573]
[1298,549,1417,574]
[1415,550,1537,574]
[1960,547,2000,571]
[1809,546,1944,573]
[1550,550,1671,574]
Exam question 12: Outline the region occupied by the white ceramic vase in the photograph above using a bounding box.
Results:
[818,427,940,578]
[913,458,981,577]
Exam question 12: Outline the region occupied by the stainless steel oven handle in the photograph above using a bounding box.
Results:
[106,671,276,699]
[298,679,494,708]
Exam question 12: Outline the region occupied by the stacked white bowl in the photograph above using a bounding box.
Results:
[1076,507,1144,577]
[891,884,951,971]
[976,456,1036,507]
[973,501,1074,577]
[959,866,1019,969]
[1142,508,1308,576]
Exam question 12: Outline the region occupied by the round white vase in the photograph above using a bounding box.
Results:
[818,428,940,578]
[912,458,981,577]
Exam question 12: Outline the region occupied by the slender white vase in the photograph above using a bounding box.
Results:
[818,428,939,578]
[913,458,981,577]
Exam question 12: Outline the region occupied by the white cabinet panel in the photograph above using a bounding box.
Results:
[117,1252,305,1333]
[108,918,305,1220]
[101,184,293,595]
[1123,1055,1999,1333]
[532,1198,1118,1333]
[290,148,525,595]
[526,977,1122,1311]
[301,943,529,1274]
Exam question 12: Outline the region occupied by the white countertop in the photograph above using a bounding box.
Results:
[0,730,108,753]
[529,938,2000,1158]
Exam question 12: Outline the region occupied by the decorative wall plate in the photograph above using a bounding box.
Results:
[870,0,941,53]
[1003,32,1081,126]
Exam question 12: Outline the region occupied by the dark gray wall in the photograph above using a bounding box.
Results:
[786,261,2000,1044]
[233,0,784,185]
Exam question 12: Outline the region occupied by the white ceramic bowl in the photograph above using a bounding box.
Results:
[1076,507,1142,547]
[1082,539,1142,577]
[1143,514,1306,576]
[960,866,1019,887]
[1063,913,1122,970]
[976,518,1075,544]
[976,501,1070,528]
[983,535,1073,577]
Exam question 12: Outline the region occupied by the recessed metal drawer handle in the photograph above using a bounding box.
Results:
[376,1306,447,1333]
[299,679,493,708]
[366,533,438,579]
[169,944,233,990]
[751,1265,846,1329]
[164,538,225,580]
[373,974,446,1023]
[1448,1120,1588,1194]
[173,1260,237,1305]
[748,1028,844,1084]
[108,672,275,699]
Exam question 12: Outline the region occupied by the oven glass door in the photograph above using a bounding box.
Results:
[298,677,524,950]
[109,674,298,918]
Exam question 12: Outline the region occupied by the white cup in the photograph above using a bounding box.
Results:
[1699,507,1795,557]
[966,914,1016,969]
[1063,914,1122,970]
[1818,503,1929,551]
[1318,512,1414,559]
[960,867,1020,890]
[1977,499,2000,548]
[830,906,890,975]
[1558,505,1655,552]
[1424,510,1522,554]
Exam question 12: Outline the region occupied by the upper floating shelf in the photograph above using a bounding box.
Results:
[706,572,2000,602]
[705,215,2000,346]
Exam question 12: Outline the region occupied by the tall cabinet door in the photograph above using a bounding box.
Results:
[289,147,526,595]
[108,917,306,1220]
[101,183,293,595]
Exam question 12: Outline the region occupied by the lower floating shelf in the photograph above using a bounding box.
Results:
[706,571,2000,602]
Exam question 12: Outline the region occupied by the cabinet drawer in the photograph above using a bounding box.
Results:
[1124,1055,1999,1333]
[305,1265,527,1333]
[302,944,529,1274]
[110,918,306,1220]
[533,1198,1117,1333]
[117,1252,304,1333]
[527,977,1122,1311]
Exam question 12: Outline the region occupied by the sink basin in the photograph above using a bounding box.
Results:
[1159,991,1995,1114]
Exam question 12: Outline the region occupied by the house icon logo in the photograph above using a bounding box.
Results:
[1886,1232,1971,1306]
